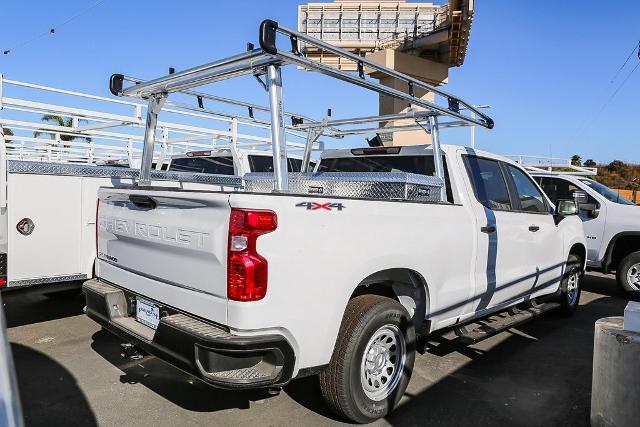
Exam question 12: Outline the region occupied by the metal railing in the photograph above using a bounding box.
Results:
[508,155,598,176]
[0,75,322,167]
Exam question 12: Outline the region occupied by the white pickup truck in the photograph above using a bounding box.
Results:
[533,173,640,295]
[85,145,586,422]
[83,21,587,422]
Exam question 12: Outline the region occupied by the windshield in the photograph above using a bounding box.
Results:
[169,156,235,175]
[578,179,635,205]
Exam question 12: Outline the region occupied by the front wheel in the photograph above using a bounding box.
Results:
[557,254,582,316]
[319,295,415,423]
[616,251,640,296]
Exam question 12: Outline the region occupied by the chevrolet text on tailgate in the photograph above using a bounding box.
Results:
[83,20,587,423]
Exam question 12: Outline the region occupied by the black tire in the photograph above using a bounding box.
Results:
[319,295,416,423]
[557,254,582,316]
[616,251,640,296]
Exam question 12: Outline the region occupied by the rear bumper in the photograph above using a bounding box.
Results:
[83,279,295,389]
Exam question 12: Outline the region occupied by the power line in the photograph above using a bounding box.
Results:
[604,59,640,108]
[577,40,640,136]
[579,58,640,135]
[609,41,640,83]
[2,0,106,56]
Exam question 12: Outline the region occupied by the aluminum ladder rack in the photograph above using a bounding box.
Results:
[110,19,494,202]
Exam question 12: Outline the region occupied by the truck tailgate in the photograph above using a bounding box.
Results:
[97,187,231,319]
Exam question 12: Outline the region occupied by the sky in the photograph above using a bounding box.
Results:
[0,0,639,163]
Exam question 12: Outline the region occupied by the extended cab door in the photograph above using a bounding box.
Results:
[463,157,562,313]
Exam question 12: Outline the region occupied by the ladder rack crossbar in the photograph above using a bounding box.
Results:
[112,21,493,132]
[122,75,318,124]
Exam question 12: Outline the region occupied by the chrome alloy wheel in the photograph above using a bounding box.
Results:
[360,324,406,401]
[566,269,580,306]
[626,262,640,291]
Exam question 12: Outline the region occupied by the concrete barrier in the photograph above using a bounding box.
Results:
[591,315,640,427]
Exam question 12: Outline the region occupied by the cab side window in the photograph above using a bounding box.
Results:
[536,177,579,205]
[464,156,512,211]
[506,165,548,213]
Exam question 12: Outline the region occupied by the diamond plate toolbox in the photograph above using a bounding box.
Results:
[243,172,444,202]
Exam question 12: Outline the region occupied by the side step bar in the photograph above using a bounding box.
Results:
[455,301,561,344]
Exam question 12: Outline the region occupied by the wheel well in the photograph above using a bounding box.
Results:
[569,243,586,267]
[350,268,429,331]
[609,235,640,271]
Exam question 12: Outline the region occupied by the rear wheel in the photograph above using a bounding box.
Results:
[319,295,415,423]
[616,251,640,296]
[557,254,582,315]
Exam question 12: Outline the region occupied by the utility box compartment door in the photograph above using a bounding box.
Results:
[7,173,83,284]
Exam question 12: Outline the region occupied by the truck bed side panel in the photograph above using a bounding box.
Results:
[225,192,476,370]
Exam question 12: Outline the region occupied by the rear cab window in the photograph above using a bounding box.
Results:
[169,156,235,175]
[248,155,314,173]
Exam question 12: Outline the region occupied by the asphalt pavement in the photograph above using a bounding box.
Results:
[4,273,631,426]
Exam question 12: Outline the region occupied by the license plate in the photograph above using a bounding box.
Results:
[136,297,160,329]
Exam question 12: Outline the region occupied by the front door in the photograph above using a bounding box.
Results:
[504,165,565,297]
[463,156,548,312]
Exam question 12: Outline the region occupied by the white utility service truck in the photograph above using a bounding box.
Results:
[532,172,640,295]
[83,21,587,423]
[0,76,318,294]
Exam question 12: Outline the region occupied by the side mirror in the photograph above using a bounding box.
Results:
[579,202,600,218]
[572,190,589,205]
[556,199,578,216]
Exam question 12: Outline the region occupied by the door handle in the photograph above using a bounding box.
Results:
[129,194,157,210]
[480,225,496,233]
[528,225,540,232]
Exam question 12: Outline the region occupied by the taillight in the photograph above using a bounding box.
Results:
[227,208,277,301]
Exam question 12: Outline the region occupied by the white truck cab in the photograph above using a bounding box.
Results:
[533,173,640,294]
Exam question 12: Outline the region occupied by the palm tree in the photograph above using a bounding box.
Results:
[33,114,92,148]
[1,127,13,141]
[1,127,15,152]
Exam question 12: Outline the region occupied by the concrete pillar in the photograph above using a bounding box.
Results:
[366,49,448,146]
[591,316,640,427]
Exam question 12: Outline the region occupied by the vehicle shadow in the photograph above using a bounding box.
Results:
[11,342,97,427]
[89,328,273,413]
[3,289,85,328]
[282,375,345,422]
[384,292,627,427]
[582,272,637,301]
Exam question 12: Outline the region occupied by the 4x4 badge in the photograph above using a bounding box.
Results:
[16,218,35,236]
[296,202,345,211]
